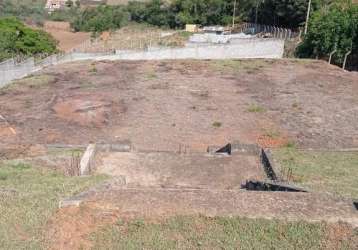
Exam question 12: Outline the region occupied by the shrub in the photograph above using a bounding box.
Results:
[296,1,358,63]
[71,5,130,32]
[0,17,58,61]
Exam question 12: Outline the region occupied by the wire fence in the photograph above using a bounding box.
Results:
[0,51,116,87]
[71,31,180,53]
[239,22,300,40]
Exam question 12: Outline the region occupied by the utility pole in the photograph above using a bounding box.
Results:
[232,0,237,28]
[255,0,259,24]
[304,0,312,35]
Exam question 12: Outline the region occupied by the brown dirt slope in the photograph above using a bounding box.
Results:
[0,59,357,152]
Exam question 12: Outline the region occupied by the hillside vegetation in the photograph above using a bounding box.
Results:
[0,17,58,61]
[297,0,358,63]
[0,0,356,68]
[0,0,46,24]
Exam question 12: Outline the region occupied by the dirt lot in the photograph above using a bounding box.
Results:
[1,58,358,249]
[0,59,357,153]
[97,152,263,188]
[43,23,91,52]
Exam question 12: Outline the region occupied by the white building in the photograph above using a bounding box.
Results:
[45,0,67,12]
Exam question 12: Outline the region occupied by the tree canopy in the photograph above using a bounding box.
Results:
[0,17,58,61]
[71,5,130,32]
[296,0,358,63]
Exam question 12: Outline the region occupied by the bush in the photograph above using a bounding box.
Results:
[296,1,358,63]
[126,0,240,29]
[0,0,46,25]
[0,17,58,61]
[71,5,130,32]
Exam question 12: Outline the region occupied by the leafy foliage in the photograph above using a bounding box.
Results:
[253,0,308,28]
[127,0,255,28]
[296,1,358,63]
[0,17,58,61]
[0,0,46,25]
[71,5,130,32]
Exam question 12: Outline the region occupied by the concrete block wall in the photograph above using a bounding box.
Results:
[0,58,36,88]
[113,39,285,60]
[0,39,284,87]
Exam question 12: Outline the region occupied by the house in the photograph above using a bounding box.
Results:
[45,0,67,12]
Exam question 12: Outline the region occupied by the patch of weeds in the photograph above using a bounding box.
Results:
[190,90,209,99]
[146,72,157,79]
[48,147,84,157]
[90,215,356,250]
[247,104,265,113]
[78,81,96,89]
[24,99,33,108]
[9,162,31,170]
[0,161,107,249]
[284,141,296,148]
[128,219,146,233]
[292,102,303,111]
[2,74,55,91]
[211,60,267,73]
[212,121,222,128]
[177,31,192,39]
[272,147,358,198]
[263,129,280,139]
[0,172,8,181]
[89,63,98,74]
[144,68,158,80]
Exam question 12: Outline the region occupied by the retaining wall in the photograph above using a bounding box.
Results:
[0,39,284,87]
[113,39,284,60]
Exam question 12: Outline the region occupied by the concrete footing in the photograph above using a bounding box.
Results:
[80,144,96,175]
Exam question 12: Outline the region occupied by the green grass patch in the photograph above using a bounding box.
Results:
[247,104,265,113]
[47,147,84,157]
[212,121,222,128]
[146,72,158,79]
[176,31,192,39]
[272,147,358,198]
[89,63,98,74]
[211,59,269,73]
[90,215,356,250]
[0,161,107,249]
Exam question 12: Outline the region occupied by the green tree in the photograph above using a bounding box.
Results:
[65,0,74,8]
[296,0,358,63]
[0,17,58,61]
[71,5,129,32]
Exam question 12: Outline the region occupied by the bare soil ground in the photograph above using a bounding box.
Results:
[97,152,264,189]
[1,58,357,249]
[74,23,188,52]
[0,59,357,153]
[43,25,91,52]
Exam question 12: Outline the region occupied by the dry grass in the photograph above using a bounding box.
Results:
[0,74,55,91]
[75,23,189,52]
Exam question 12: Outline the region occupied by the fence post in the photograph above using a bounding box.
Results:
[328,49,337,64]
[342,50,352,70]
